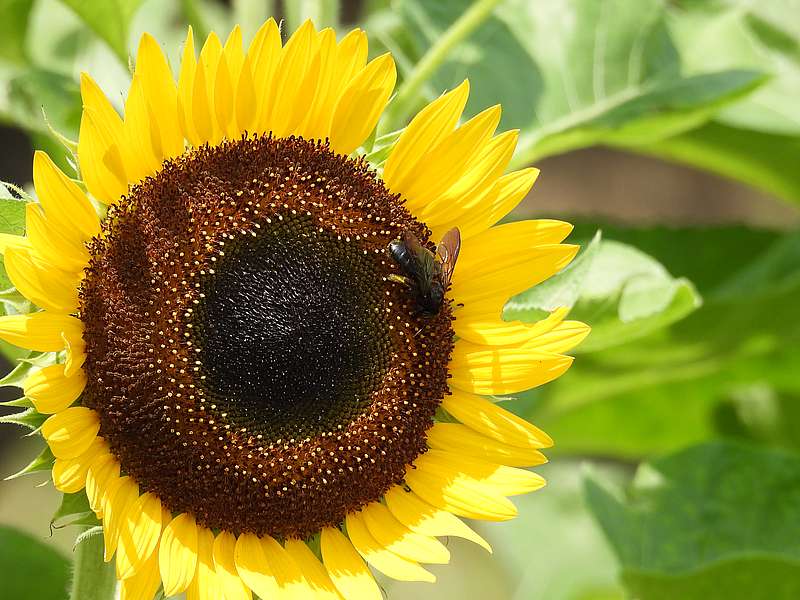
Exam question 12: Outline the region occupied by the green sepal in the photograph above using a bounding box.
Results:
[364,129,403,168]
[52,492,99,530]
[5,444,54,481]
[0,407,47,430]
[0,351,58,389]
[0,395,34,408]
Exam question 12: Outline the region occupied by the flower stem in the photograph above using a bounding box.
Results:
[70,528,117,600]
[380,0,503,133]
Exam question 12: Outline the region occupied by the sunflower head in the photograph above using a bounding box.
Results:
[0,17,587,600]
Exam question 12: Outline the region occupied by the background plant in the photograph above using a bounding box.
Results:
[0,0,798,598]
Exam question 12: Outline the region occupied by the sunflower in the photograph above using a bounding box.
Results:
[0,18,588,600]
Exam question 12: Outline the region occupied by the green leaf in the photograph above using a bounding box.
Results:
[505,235,702,352]
[73,525,104,550]
[0,66,82,149]
[526,227,800,458]
[669,0,800,136]
[52,491,99,529]
[0,195,28,236]
[0,525,70,600]
[505,231,602,321]
[0,0,34,64]
[392,0,766,165]
[5,444,54,480]
[58,0,143,63]
[585,442,800,599]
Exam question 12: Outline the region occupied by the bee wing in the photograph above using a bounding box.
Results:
[436,227,461,287]
[403,231,437,283]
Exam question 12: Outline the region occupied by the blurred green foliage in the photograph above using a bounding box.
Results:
[0,0,798,599]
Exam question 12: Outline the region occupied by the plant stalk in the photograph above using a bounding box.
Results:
[70,528,117,600]
[380,0,503,133]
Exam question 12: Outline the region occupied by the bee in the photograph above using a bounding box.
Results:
[388,227,461,317]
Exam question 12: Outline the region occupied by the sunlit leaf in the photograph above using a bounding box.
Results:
[0,0,34,64]
[58,0,143,62]
[585,442,800,598]
[388,0,765,164]
[506,234,702,352]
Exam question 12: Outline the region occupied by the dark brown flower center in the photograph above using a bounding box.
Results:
[79,135,454,539]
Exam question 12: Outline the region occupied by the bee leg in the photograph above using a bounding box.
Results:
[386,274,412,286]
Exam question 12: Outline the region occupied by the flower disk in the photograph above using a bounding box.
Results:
[79,135,454,539]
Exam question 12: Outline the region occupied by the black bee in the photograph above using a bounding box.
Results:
[388,227,461,316]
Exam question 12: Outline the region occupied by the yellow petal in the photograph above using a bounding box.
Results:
[441,388,553,449]
[383,485,491,553]
[360,501,450,564]
[0,233,30,255]
[223,25,245,82]
[449,339,574,395]
[345,511,436,582]
[401,105,501,212]
[178,27,199,145]
[329,53,397,155]
[298,28,342,141]
[4,247,79,313]
[116,492,163,579]
[41,407,99,459]
[260,534,315,599]
[0,312,82,352]
[458,221,574,274]
[85,452,118,517]
[302,28,369,143]
[78,74,129,204]
[284,538,342,600]
[24,363,86,414]
[248,18,282,133]
[383,80,469,188]
[518,320,591,354]
[25,202,90,273]
[187,526,224,600]
[214,53,237,139]
[404,454,518,521]
[416,450,545,497]
[123,75,162,180]
[32,151,100,240]
[234,51,258,135]
[454,168,542,240]
[265,20,320,138]
[63,331,86,379]
[51,436,106,493]
[215,26,245,139]
[452,244,579,318]
[101,475,140,561]
[134,33,183,160]
[212,531,252,600]
[193,33,223,145]
[234,532,280,599]
[320,526,381,600]
[427,422,547,468]
[159,513,199,596]
[453,305,569,347]
[334,28,369,84]
[119,552,162,600]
